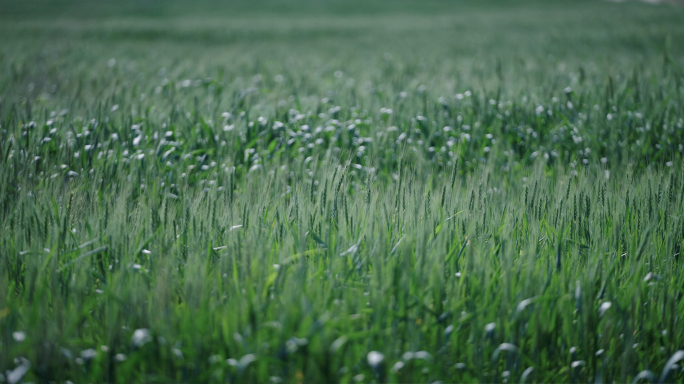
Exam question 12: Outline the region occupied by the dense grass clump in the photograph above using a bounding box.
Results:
[1,0,684,383]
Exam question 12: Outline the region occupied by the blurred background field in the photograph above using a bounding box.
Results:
[1,1,684,383]
[2,0,684,100]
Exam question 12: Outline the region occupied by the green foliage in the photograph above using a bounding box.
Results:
[1,0,684,383]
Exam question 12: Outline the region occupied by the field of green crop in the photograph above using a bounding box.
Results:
[1,0,684,382]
